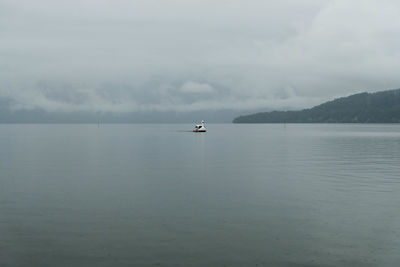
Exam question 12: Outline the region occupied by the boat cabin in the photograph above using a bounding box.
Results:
[193,120,206,132]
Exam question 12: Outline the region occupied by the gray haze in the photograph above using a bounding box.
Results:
[1,0,400,120]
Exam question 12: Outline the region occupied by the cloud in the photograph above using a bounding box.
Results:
[180,82,215,94]
[1,0,400,115]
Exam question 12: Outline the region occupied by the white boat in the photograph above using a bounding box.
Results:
[193,120,206,132]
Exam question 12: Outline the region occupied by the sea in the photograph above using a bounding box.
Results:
[1,124,399,267]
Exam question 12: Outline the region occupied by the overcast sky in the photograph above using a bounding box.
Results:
[1,0,400,114]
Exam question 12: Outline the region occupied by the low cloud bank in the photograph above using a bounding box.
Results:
[2,80,323,114]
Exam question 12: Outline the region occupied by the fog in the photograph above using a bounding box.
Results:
[1,0,400,118]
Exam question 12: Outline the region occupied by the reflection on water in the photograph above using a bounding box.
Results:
[0,124,400,266]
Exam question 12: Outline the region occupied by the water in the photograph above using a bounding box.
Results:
[1,124,400,266]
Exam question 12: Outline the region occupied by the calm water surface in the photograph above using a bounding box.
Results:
[1,124,400,266]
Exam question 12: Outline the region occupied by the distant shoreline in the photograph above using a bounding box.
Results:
[233,89,400,124]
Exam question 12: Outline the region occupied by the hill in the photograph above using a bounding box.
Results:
[233,89,400,123]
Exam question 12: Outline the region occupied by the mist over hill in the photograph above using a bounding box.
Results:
[233,89,400,123]
[0,98,245,123]
[2,88,400,124]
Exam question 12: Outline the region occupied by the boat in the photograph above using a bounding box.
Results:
[193,120,206,132]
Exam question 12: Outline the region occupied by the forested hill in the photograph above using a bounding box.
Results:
[233,89,400,123]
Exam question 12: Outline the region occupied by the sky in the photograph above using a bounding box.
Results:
[1,0,400,116]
